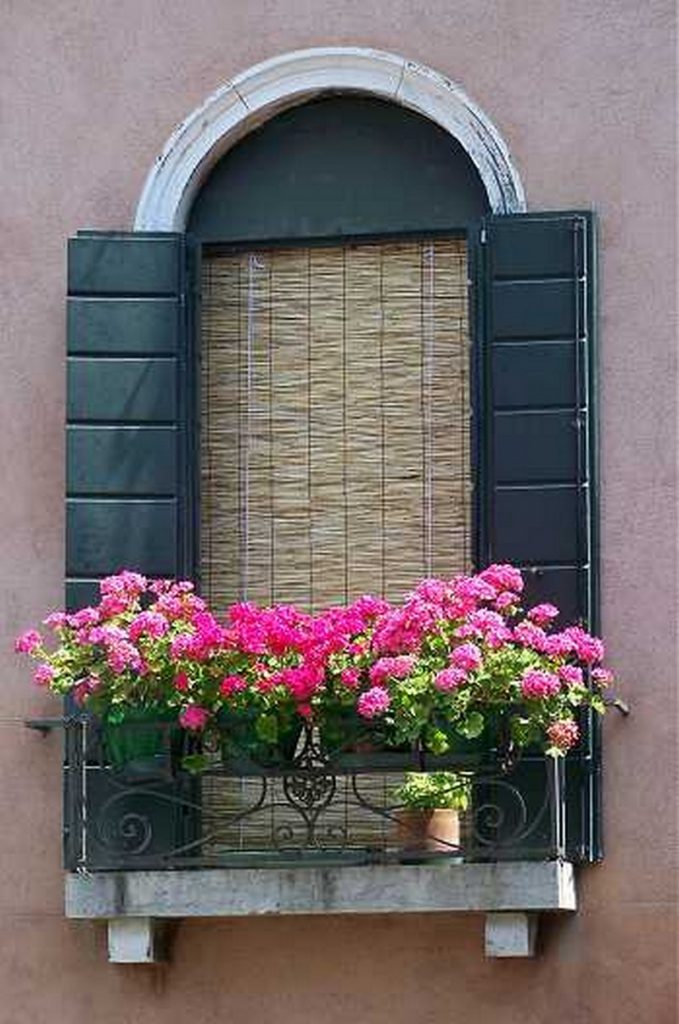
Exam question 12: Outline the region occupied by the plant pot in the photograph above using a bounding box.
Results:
[435,708,516,763]
[101,707,183,781]
[219,710,302,772]
[396,807,461,860]
[318,707,373,757]
[319,709,414,769]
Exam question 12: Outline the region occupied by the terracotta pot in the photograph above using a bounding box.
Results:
[396,808,461,855]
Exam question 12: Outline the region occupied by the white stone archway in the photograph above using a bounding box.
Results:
[135,47,526,231]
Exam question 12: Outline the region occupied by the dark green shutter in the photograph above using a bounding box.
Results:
[65,232,198,870]
[66,231,197,610]
[475,211,601,861]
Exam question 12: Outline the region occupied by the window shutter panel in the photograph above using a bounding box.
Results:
[65,232,198,869]
[66,231,196,611]
[476,211,601,861]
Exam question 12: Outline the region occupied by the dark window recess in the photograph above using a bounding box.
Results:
[188,95,490,243]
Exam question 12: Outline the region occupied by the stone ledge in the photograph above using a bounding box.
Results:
[66,860,576,920]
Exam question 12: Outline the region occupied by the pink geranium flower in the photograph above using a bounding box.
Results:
[340,667,361,689]
[547,719,580,751]
[43,612,68,630]
[514,621,549,653]
[179,705,210,731]
[219,674,247,696]
[357,686,391,719]
[100,570,147,598]
[527,603,559,627]
[450,642,482,672]
[33,663,55,687]
[562,626,605,664]
[14,629,42,654]
[98,593,131,618]
[68,607,100,630]
[434,667,468,692]
[520,668,560,699]
[479,563,524,594]
[558,664,583,687]
[128,611,169,642]
[369,655,415,687]
[106,640,143,674]
[592,667,614,688]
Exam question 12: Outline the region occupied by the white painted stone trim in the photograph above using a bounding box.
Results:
[134,47,526,232]
[107,917,166,963]
[484,912,538,957]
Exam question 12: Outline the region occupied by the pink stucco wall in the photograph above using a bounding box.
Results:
[1,2,676,1022]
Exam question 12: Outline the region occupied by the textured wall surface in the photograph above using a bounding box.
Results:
[1,2,676,1022]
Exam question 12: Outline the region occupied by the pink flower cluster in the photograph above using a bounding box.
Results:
[547,719,580,751]
[528,603,559,627]
[369,655,415,686]
[34,663,55,687]
[128,611,169,642]
[357,686,391,719]
[179,704,211,731]
[434,667,467,692]
[520,669,561,700]
[450,642,482,672]
[14,629,42,654]
[14,564,615,753]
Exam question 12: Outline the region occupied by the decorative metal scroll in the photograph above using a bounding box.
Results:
[63,718,566,871]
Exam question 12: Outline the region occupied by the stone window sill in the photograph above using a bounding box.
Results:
[66,859,575,962]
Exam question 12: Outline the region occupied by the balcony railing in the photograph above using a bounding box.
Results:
[62,716,569,872]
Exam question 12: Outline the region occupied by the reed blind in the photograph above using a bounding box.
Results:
[200,238,471,612]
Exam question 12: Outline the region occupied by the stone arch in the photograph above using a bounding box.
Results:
[135,46,526,231]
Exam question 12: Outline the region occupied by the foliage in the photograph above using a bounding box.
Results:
[394,772,471,811]
[15,564,615,760]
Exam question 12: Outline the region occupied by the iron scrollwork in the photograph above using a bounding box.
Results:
[64,718,566,870]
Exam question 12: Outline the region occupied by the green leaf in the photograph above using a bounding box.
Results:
[105,705,127,725]
[424,727,449,756]
[457,711,485,739]
[255,713,278,744]
[590,695,607,715]
[510,716,539,747]
[181,753,211,775]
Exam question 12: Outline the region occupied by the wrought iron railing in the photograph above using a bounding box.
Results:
[62,717,568,871]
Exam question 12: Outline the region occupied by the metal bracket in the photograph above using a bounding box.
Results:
[24,717,70,735]
[604,697,631,717]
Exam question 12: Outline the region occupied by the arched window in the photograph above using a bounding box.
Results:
[65,68,600,860]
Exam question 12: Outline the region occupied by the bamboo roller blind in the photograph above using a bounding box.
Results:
[200,238,471,612]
